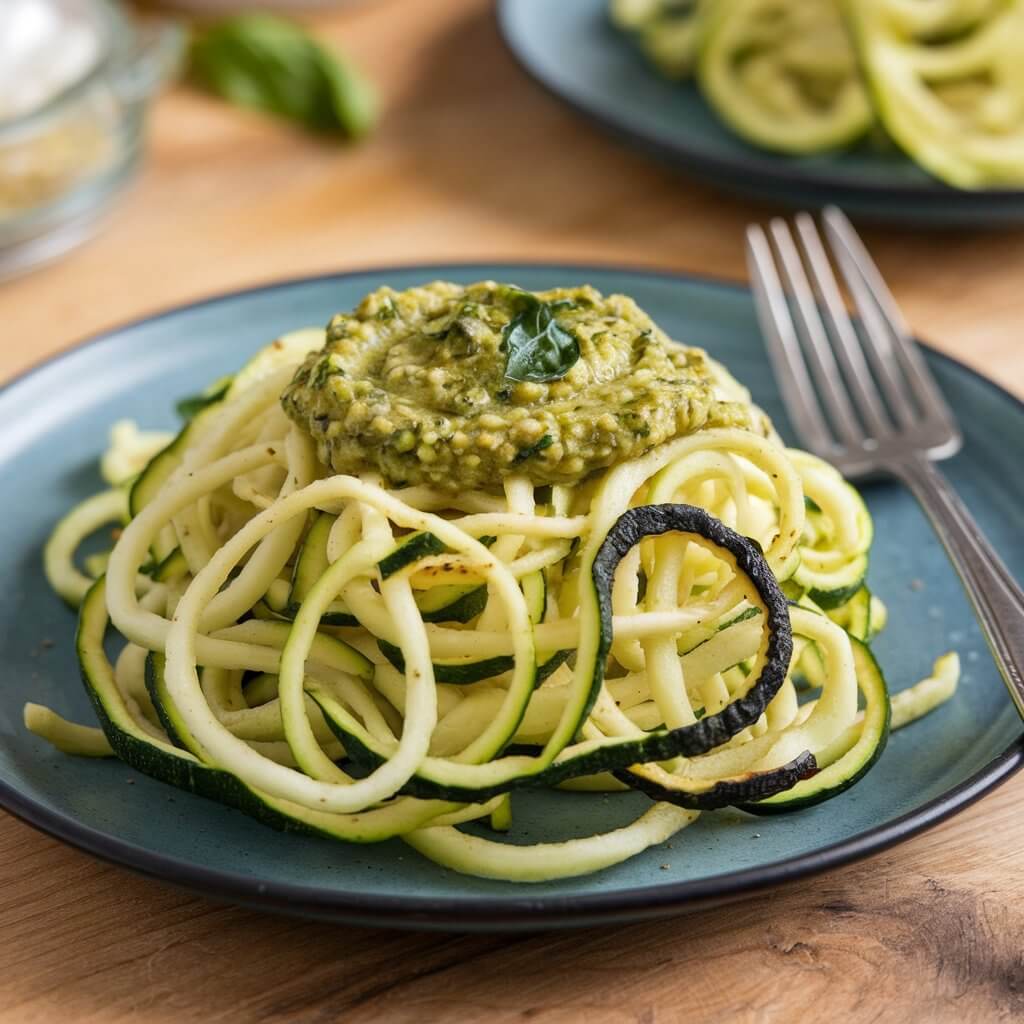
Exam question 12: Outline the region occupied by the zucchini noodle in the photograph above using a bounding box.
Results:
[700,0,872,154]
[612,0,1024,187]
[31,311,960,882]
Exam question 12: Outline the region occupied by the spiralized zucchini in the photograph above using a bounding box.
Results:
[611,0,1024,186]
[879,0,1007,40]
[610,0,708,79]
[700,0,872,154]
[31,322,959,882]
[848,0,1024,188]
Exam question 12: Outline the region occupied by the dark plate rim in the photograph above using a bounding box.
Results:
[2,261,1022,931]
[494,0,1024,206]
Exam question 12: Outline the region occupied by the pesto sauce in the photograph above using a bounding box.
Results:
[282,281,762,491]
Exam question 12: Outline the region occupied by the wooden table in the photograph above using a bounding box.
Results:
[2,2,1023,1020]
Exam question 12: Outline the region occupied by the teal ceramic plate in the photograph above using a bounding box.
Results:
[496,0,1024,226]
[2,264,1022,931]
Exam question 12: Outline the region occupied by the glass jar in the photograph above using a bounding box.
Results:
[0,0,183,279]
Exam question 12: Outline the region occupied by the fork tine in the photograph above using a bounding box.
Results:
[819,223,914,428]
[822,208,961,443]
[793,213,891,440]
[745,224,832,452]
[767,218,864,448]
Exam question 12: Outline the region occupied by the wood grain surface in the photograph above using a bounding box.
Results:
[1,2,1022,1021]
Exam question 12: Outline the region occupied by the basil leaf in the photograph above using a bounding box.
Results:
[317,48,377,140]
[502,293,580,383]
[189,14,376,139]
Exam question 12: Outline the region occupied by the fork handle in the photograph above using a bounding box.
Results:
[890,454,1024,720]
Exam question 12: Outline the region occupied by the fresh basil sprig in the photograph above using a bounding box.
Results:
[189,14,376,140]
[502,292,580,383]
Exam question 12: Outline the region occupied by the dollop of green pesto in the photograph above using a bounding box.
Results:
[281,281,764,491]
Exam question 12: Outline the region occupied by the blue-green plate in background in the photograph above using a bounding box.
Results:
[2,264,1022,931]
[496,0,1024,226]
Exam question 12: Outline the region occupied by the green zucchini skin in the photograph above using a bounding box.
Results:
[128,440,186,564]
[615,751,817,810]
[76,582,316,836]
[383,531,498,581]
[377,531,447,579]
[128,436,181,522]
[79,583,457,843]
[827,586,873,642]
[151,548,189,584]
[792,551,869,610]
[287,517,488,626]
[406,536,497,622]
[375,640,570,686]
[416,584,488,624]
[144,654,191,752]
[175,376,232,421]
[737,638,891,815]
[677,604,760,658]
[128,398,229,564]
[325,503,796,803]
[805,570,868,612]
[288,512,359,626]
[375,567,560,685]
[793,482,872,608]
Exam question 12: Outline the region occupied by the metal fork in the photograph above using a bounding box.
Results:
[746,206,1024,719]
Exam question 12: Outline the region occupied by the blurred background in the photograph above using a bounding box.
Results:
[2,0,1023,395]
